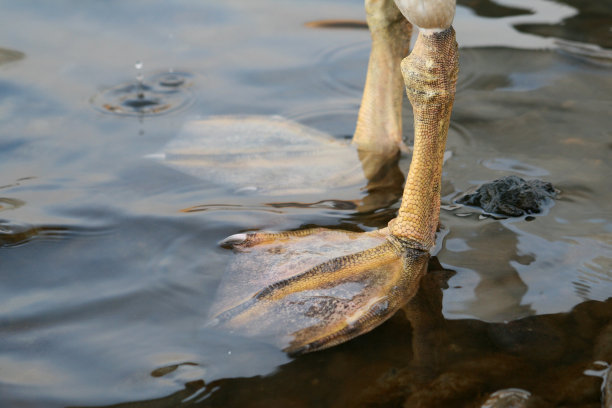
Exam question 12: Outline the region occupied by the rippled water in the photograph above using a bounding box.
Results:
[1,0,611,407]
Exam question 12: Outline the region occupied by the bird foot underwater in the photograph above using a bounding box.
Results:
[210,227,429,355]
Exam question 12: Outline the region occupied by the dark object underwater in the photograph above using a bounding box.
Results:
[457,175,556,217]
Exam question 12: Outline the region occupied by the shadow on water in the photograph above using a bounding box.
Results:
[73,259,612,408]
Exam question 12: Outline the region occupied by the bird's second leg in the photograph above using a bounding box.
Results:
[352,0,413,155]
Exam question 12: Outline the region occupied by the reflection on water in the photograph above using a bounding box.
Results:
[442,218,536,322]
[0,197,25,212]
[0,0,611,407]
[514,0,612,48]
[74,261,612,408]
[457,0,531,17]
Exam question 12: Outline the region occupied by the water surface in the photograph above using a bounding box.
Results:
[1,0,611,407]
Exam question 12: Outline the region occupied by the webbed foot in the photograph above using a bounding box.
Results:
[211,228,429,355]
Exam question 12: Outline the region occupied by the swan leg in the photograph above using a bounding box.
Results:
[389,27,459,249]
[353,0,413,155]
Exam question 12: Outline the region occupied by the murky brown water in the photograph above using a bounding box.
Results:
[1,1,611,407]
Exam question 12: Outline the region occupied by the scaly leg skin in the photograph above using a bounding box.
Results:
[389,27,459,250]
[352,0,412,155]
[212,3,458,355]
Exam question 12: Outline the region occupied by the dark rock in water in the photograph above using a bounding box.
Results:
[457,175,556,217]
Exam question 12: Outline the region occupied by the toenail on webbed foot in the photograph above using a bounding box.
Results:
[219,233,248,248]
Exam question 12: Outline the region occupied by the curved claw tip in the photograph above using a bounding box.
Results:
[219,233,248,248]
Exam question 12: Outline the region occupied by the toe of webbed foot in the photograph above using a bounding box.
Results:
[219,228,332,250]
[219,233,249,248]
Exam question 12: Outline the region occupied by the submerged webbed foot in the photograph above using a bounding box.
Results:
[210,228,429,355]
